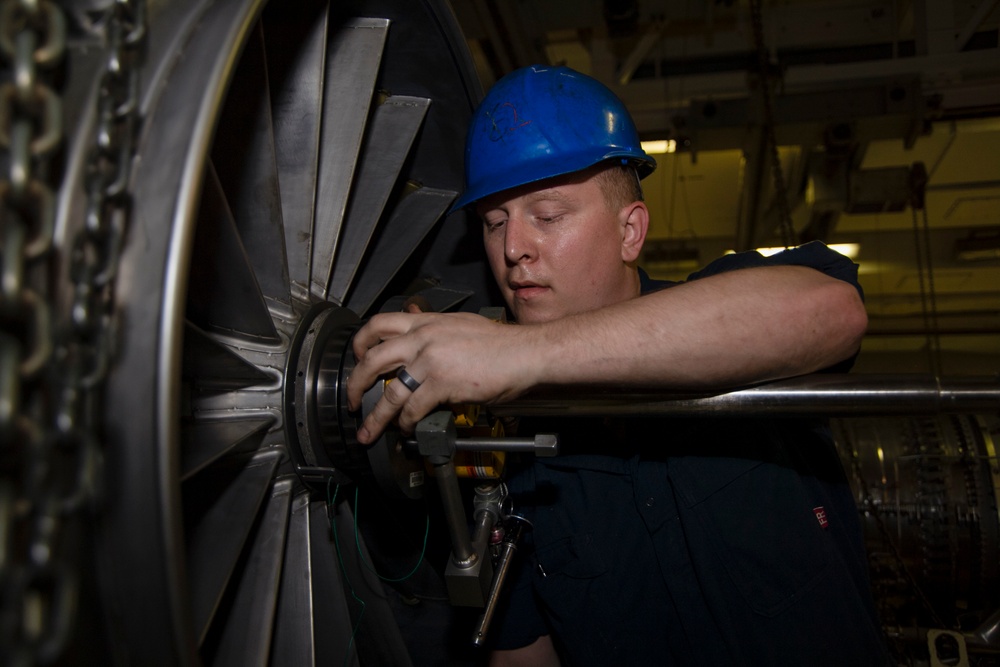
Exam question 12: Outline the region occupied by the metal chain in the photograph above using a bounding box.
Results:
[0,1,67,663]
[748,0,796,248]
[911,205,942,376]
[0,0,146,664]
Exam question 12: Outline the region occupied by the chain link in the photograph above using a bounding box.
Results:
[748,0,795,248]
[0,0,146,663]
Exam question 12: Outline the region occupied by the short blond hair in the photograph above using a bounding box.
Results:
[593,162,644,212]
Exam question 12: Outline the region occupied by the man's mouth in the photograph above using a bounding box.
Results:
[510,281,548,299]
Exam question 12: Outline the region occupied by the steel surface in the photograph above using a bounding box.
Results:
[491,374,1000,417]
[271,493,316,666]
[180,417,274,481]
[266,1,330,302]
[186,452,281,644]
[212,22,291,308]
[188,163,279,340]
[311,18,389,301]
[346,186,457,314]
[327,95,432,304]
[212,478,293,667]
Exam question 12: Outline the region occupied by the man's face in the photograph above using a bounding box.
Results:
[477,170,639,324]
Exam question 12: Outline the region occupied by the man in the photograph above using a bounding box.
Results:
[346,65,889,665]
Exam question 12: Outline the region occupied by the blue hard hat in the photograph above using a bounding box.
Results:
[451,65,656,212]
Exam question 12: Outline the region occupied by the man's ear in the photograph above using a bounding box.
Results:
[620,201,649,263]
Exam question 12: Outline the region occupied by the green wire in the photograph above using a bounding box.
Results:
[352,485,431,583]
[326,479,432,666]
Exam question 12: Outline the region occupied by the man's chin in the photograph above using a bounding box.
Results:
[511,306,565,325]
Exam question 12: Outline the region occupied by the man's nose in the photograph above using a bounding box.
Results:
[504,215,535,264]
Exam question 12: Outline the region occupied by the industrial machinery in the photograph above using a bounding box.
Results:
[837,414,1000,666]
[3,0,496,663]
[2,1,999,666]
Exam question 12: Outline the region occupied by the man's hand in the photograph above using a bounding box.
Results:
[345,265,867,446]
[346,312,537,444]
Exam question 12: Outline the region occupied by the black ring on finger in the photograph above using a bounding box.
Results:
[395,368,421,392]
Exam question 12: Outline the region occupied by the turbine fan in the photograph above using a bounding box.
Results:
[55,0,491,663]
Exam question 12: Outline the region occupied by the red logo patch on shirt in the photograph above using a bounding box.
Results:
[813,506,829,529]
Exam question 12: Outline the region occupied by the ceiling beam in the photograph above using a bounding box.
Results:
[616,21,665,85]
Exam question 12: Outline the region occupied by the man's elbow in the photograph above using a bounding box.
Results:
[833,281,868,360]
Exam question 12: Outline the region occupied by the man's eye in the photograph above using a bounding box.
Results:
[485,219,506,231]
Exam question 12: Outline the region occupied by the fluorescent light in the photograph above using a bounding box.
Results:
[829,243,860,259]
[725,243,860,259]
[751,246,787,257]
[641,139,676,154]
[954,233,1000,261]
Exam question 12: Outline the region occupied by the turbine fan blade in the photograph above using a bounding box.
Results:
[309,498,360,664]
[327,95,431,305]
[270,492,316,666]
[311,18,390,301]
[211,478,293,667]
[179,417,273,482]
[184,451,280,645]
[188,163,279,342]
[345,186,456,315]
[182,321,272,390]
[211,22,291,308]
[264,1,330,303]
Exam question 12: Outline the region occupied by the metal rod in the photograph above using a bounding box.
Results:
[433,462,475,565]
[472,517,529,647]
[488,374,1000,418]
[404,434,558,455]
[470,510,494,563]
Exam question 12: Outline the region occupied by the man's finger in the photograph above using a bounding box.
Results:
[396,379,444,434]
[346,332,409,410]
[351,312,413,361]
[356,374,414,444]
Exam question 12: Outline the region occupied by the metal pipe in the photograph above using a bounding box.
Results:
[404,434,558,455]
[472,516,530,647]
[488,374,1000,418]
[433,461,475,565]
[470,484,503,553]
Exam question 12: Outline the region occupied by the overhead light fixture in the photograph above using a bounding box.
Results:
[725,243,861,259]
[825,243,861,259]
[954,230,1000,262]
[641,139,676,154]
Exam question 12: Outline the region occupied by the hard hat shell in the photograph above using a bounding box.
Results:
[451,65,656,212]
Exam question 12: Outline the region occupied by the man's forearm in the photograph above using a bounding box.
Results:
[514,264,867,389]
[346,264,867,442]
